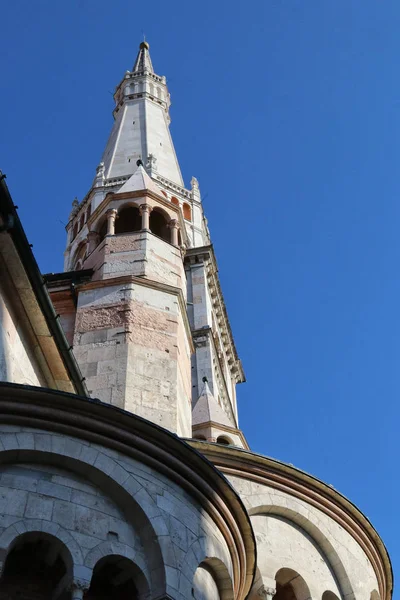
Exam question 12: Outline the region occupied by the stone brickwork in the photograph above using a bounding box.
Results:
[73,275,191,436]
[229,474,380,600]
[0,425,234,600]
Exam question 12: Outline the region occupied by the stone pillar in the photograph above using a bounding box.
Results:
[139,204,152,230]
[70,581,90,600]
[169,219,179,246]
[106,208,118,236]
[87,230,100,253]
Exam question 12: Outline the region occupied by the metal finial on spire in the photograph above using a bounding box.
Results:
[133,39,153,72]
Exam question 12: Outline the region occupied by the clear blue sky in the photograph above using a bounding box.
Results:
[1,0,399,591]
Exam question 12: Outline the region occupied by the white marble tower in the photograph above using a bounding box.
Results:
[56,41,245,444]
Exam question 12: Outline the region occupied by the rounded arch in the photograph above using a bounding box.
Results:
[73,222,78,240]
[0,522,83,575]
[0,530,74,600]
[149,207,170,242]
[322,592,340,600]
[0,441,166,598]
[183,202,192,221]
[86,203,92,222]
[170,196,179,206]
[247,505,354,600]
[86,554,150,600]
[72,242,87,271]
[79,214,85,231]
[193,558,234,600]
[115,205,141,234]
[274,568,311,600]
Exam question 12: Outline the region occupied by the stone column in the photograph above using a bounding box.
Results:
[106,208,118,236]
[169,219,179,246]
[70,581,90,600]
[87,230,100,253]
[139,204,152,230]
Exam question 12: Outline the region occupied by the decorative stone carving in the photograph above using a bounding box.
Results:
[69,579,90,600]
[69,197,79,219]
[146,153,157,174]
[257,584,276,600]
[94,161,105,187]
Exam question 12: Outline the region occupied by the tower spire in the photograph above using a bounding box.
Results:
[132,40,154,73]
[97,39,183,186]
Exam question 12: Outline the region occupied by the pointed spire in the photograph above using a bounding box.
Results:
[132,41,154,73]
[192,381,233,427]
[118,162,163,196]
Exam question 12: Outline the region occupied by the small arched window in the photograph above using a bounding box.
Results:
[115,206,141,234]
[217,436,233,446]
[183,202,192,221]
[73,222,78,239]
[86,203,92,222]
[79,214,85,231]
[171,196,179,206]
[149,209,169,242]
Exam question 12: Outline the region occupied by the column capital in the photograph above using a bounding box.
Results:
[257,584,276,600]
[69,579,90,600]
[139,203,153,215]
[168,219,179,246]
[106,208,118,236]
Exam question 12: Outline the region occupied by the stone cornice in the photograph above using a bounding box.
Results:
[189,442,393,600]
[185,246,245,383]
[0,383,256,600]
[77,274,195,354]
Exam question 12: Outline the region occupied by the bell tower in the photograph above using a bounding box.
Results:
[48,42,246,444]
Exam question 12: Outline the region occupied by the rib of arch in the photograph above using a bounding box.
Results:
[248,505,355,600]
